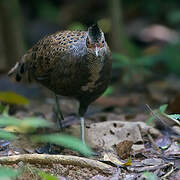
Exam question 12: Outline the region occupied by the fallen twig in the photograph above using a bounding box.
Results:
[129,162,173,173]
[0,154,115,174]
[161,163,174,180]
[147,132,162,154]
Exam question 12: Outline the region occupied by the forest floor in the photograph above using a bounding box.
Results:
[0,73,179,180]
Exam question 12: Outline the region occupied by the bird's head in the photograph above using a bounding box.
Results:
[86,24,107,57]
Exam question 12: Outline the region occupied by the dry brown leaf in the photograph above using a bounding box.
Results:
[115,140,133,159]
[103,152,132,166]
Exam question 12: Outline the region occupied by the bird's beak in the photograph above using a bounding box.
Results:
[94,46,99,56]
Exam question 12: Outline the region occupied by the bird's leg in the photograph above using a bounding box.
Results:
[80,117,85,144]
[55,94,64,130]
[79,104,87,144]
[36,95,64,154]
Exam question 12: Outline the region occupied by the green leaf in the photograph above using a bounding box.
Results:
[32,134,93,157]
[143,171,157,180]
[0,103,6,113]
[0,115,53,133]
[147,116,155,125]
[39,171,58,180]
[0,115,22,127]
[164,114,180,126]
[2,105,9,116]
[0,129,16,140]
[0,167,21,179]
[147,104,168,125]
[0,115,53,128]
[169,114,180,120]
[0,91,30,105]
[22,117,53,128]
[103,86,114,96]
[159,104,168,113]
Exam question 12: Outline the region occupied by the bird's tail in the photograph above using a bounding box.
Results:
[8,56,29,82]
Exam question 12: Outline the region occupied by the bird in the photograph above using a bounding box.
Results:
[8,24,112,144]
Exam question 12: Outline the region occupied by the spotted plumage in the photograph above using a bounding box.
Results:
[8,24,112,143]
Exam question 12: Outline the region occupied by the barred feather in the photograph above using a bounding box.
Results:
[8,59,28,82]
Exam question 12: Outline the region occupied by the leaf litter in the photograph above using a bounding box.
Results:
[0,74,180,179]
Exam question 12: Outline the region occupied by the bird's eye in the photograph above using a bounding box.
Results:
[99,40,105,48]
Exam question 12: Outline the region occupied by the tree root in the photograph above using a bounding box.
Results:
[0,154,115,174]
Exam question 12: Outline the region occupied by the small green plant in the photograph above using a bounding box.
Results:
[0,103,93,179]
[32,134,93,157]
[147,104,180,126]
[0,129,16,140]
[0,104,93,156]
[113,42,180,84]
[147,104,168,125]
[38,171,58,180]
[112,53,152,84]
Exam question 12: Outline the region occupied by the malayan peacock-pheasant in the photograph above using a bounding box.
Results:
[8,24,112,144]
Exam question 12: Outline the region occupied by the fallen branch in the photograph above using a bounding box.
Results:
[0,154,115,174]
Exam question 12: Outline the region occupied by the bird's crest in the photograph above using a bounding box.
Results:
[88,24,102,43]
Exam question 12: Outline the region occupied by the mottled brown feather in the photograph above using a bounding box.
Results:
[8,28,112,116]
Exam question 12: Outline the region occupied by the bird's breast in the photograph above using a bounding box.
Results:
[80,57,105,93]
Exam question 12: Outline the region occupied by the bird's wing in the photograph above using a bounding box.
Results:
[8,30,86,82]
